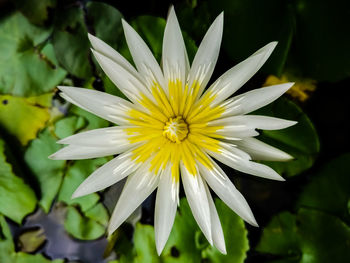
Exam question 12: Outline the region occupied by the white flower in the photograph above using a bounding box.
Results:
[50,7,296,255]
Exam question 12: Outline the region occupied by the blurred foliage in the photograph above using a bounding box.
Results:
[297,153,350,224]
[0,93,52,145]
[256,209,350,263]
[254,97,320,177]
[24,129,65,212]
[0,13,66,96]
[0,0,349,262]
[0,139,37,223]
[0,215,63,262]
[113,198,249,262]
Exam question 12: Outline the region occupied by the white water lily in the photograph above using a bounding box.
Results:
[50,7,296,255]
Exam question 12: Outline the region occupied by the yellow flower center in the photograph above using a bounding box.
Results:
[163,116,189,143]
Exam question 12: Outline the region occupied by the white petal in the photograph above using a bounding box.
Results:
[180,163,212,244]
[49,143,130,160]
[72,150,141,198]
[205,42,277,106]
[162,6,189,86]
[108,159,160,234]
[207,143,285,181]
[221,83,294,116]
[57,126,131,147]
[204,183,226,254]
[91,50,154,104]
[198,157,257,226]
[58,86,133,125]
[154,164,179,255]
[122,19,165,90]
[88,34,141,81]
[209,115,297,135]
[234,137,293,161]
[188,12,223,98]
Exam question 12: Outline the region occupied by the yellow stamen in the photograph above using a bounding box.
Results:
[163,116,189,143]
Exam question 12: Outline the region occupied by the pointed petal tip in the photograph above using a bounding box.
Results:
[87,33,95,42]
[168,5,175,13]
[268,41,278,49]
[56,138,66,144]
[249,220,259,227]
[217,245,227,255]
[155,241,164,256]
[71,189,84,199]
[217,11,224,23]
[121,18,129,29]
[48,153,64,160]
[276,175,286,182]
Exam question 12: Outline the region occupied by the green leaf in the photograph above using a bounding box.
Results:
[24,129,65,212]
[293,0,350,81]
[15,253,63,263]
[0,215,63,262]
[297,153,350,224]
[52,6,91,78]
[202,199,249,263]
[57,158,109,241]
[162,198,203,262]
[207,0,294,76]
[115,198,248,263]
[71,105,109,130]
[133,224,161,263]
[57,158,108,212]
[0,139,37,223]
[14,0,56,26]
[256,209,350,263]
[0,94,51,145]
[254,97,320,177]
[0,12,66,96]
[0,215,15,262]
[86,1,123,51]
[18,228,46,253]
[64,206,106,240]
[54,115,86,139]
[52,2,123,78]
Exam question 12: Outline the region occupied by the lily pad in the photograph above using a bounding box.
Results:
[58,158,109,241]
[293,0,350,81]
[64,205,107,240]
[0,215,63,263]
[202,199,249,263]
[256,209,350,263]
[114,198,249,263]
[0,139,37,224]
[297,153,350,224]
[86,1,123,50]
[57,158,108,212]
[0,94,52,145]
[70,105,109,130]
[52,2,123,78]
[54,115,86,139]
[254,97,320,177]
[14,0,56,26]
[0,12,66,96]
[24,129,65,212]
[207,0,294,76]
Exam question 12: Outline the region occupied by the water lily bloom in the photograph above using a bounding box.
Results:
[50,7,296,254]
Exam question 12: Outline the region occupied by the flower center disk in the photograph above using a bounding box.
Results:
[163,116,189,143]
